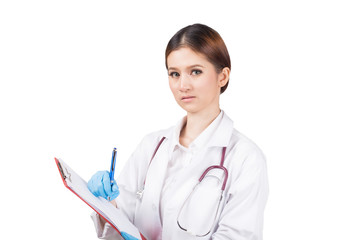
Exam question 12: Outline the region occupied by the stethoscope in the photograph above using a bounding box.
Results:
[136,136,228,237]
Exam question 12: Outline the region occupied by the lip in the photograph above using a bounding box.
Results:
[181,96,196,102]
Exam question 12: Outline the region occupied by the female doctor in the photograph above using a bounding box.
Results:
[88,24,269,240]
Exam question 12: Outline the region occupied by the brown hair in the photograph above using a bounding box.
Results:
[165,23,231,93]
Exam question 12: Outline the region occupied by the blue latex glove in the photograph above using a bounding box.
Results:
[87,171,119,201]
[121,232,139,240]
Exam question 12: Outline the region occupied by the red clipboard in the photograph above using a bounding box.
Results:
[55,158,146,240]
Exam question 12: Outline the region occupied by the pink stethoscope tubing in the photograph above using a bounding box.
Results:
[138,137,228,198]
[198,146,228,190]
[136,137,229,236]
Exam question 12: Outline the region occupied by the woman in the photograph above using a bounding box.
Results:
[88,23,269,240]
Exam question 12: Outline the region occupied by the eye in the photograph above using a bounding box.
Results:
[169,71,180,78]
[191,69,202,76]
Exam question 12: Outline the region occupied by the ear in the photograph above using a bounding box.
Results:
[218,67,230,88]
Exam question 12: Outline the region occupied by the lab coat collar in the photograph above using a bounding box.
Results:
[193,110,224,149]
[208,110,234,147]
[172,115,186,149]
[163,110,234,154]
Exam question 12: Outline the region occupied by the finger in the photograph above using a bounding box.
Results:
[97,182,108,199]
[87,179,93,192]
[102,171,112,196]
[97,172,109,199]
[112,188,120,200]
[120,231,139,240]
[88,178,98,196]
[112,183,119,192]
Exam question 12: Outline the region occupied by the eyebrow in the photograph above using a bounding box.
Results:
[168,64,205,71]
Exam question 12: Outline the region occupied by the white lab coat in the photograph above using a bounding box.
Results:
[91,111,269,240]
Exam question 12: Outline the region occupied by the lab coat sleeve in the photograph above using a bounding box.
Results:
[116,134,156,222]
[212,145,269,240]
[90,212,123,240]
[90,134,156,237]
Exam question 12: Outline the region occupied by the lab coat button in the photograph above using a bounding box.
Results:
[152,204,156,210]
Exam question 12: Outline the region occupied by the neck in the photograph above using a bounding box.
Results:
[179,107,221,147]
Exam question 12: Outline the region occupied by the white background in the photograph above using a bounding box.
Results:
[1,0,346,239]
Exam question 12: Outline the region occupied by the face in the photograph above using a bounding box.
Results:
[167,47,229,115]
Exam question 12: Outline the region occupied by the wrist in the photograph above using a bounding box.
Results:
[110,199,118,208]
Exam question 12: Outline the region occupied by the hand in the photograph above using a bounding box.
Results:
[87,171,120,201]
[121,232,139,240]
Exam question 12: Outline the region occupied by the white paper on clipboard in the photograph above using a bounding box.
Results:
[55,158,143,240]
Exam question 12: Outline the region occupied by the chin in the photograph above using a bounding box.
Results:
[179,105,201,114]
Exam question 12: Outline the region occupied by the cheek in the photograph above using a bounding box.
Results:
[168,80,177,96]
[197,74,219,92]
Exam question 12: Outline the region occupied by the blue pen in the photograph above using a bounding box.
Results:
[109,148,117,188]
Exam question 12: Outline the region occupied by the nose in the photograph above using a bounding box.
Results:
[179,73,191,92]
